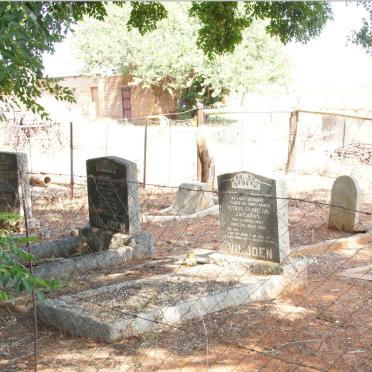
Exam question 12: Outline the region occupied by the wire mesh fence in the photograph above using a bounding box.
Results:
[1,105,371,370]
[1,166,371,371]
[1,108,372,190]
[293,111,372,180]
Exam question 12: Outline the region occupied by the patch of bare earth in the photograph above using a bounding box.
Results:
[1,244,371,371]
[1,184,371,371]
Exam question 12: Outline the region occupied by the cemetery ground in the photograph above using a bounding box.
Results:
[23,178,372,249]
[1,241,371,371]
[1,178,371,371]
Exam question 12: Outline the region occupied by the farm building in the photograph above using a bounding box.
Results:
[42,74,178,120]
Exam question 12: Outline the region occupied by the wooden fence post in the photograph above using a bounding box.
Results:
[196,102,203,181]
[286,111,298,173]
[196,102,204,126]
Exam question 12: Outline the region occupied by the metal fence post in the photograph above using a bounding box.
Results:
[143,121,148,188]
[20,170,38,372]
[70,122,74,199]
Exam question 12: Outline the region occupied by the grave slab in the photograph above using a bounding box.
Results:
[142,205,219,223]
[37,258,307,343]
[79,225,131,252]
[193,250,294,275]
[218,171,289,264]
[79,225,154,258]
[159,182,214,215]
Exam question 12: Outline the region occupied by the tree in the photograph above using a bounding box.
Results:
[350,1,372,55]
[0,1,333,118]
[73,3,292,107]
[2,1,371,117]
[0,1,107,118]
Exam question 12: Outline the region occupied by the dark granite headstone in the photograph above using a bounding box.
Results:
[218,171,289,263]
[86,156,140,235]
[0,151,31,217]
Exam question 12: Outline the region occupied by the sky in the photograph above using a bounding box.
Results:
[285,1,372,91]
[43,1,372,91]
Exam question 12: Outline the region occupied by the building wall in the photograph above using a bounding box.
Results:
[53,75,177,120]
[62,75,99,118]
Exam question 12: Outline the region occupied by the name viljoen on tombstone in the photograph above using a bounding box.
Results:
[0,151,31,216]
[218,171,289,263]
[86,157,140,235]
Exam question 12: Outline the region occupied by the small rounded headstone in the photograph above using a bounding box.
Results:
[70,228,79,237]
[328,175,361,232]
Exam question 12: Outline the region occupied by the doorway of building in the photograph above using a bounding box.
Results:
[90,87,99,117]
[121,87,132,119]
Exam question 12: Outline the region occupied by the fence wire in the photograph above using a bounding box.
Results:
[1,172,371,371]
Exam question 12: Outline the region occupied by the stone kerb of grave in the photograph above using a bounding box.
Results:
[81,156,154,258]
[143,182,217,223]
[36,170,309,343]
[328,175,361,233]
[37,257,307,343]
[217,171,290,268]
[0,151,32,221]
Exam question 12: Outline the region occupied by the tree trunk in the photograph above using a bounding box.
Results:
[197,134,215,190]
[195,102,215,190]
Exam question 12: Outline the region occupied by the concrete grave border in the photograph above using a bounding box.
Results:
[38,258,307,343]
[291,226,372,257]
[142,205,219,223]
[340,264,372,281]
[33,246,134,279]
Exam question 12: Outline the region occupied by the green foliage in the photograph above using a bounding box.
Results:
[0,211,21,235]
[0,1,106,118]
[0,212,58,302]
[110,2,333,60]
[1,1,369,120]
[350,1,372,55]
[128,2,168,35]
[73,3,292,107]
[0,212,20,224]
[189,2,253,58]
[178,75,225,111]
[251,2,333,45]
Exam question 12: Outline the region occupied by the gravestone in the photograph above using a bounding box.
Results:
[159,182,214,215]
[218,171,289,263]
[328,175,360,232]
[86,156,140,235]
[0,151,31,218]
